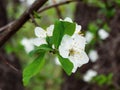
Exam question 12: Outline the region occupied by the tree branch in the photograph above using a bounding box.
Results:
[38,0,77,13]
[0,0,48,47]
[0,0,78,47]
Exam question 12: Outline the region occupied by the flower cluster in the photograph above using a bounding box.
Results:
[35,17,88,73]
[22,17,89,74]
[33,24,54,46]
[57,18,89,73]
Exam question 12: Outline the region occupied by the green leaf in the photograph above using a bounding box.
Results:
[33,11,41,19]
[58,54,73,75]
[62,21,76,36]
[38,44,53,51]
[52,20,75,48]
[29,44,52,56]
[46,36,53,47]
[52,21,64,48]
[23,52,45,86]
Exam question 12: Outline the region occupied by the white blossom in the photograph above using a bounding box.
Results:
[59,34,89,73]
[85,31,94,43]
[33,25,54,46]
[98,29,109,40]
[88,50,99,62]
[21,38,34,53]
[83,69,97,82]
[34,25,54,38]
[35,27,46,38]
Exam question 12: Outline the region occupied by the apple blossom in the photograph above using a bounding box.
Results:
[34,25,54,38]
[59,34,89,73]
[33,25,54,46]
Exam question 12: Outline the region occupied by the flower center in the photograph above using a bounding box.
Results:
[69,48,75,56]
[78,31,84,36]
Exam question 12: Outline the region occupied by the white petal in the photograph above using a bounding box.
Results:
[59,35,73,58]
[34,27,46,38]
[89,50,98,62]
[64,17,73,23]
[55,57,61,65]
[98,29,109,40]
[32,38,47,46]
[72,64,78,73]
[25,45,34,53]
[69,50,89,67]
[21,38,34,53]
[72,34,86,50]
[77,51,89,66]
[21,38,28,45]
[85,31,94,43]
[75,24,82,33]
[46,25,54,36]
[83,69,97,82]
[59,46,69,58]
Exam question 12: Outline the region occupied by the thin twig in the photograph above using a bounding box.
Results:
[0,0,48,47]
[0,0,78,47]
[0,54,19,72]
[30,14,39,26]
[38,0,77,13]
[52,0,62,19]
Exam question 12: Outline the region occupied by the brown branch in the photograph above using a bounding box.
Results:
[0,0,48,47]
[52,0,63,19]
[38,0,77,13]
[0,0,78,47]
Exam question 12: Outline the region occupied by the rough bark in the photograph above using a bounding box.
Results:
[0,0,24,90]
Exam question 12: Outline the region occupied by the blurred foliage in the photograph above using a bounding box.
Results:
[92,73,113,86]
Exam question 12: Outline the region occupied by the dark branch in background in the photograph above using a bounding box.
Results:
[0,0,78,48]
[0,0,48,47]
[52,0,63,19]
[38,0,77,13]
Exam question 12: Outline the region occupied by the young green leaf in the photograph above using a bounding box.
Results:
[23,52,45,86]
[46,36,53,47]
[29,44,52,56]
[52,21,64,48]
[58,54,73,75]
[62,21,76,36]
[52,20,75,48]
